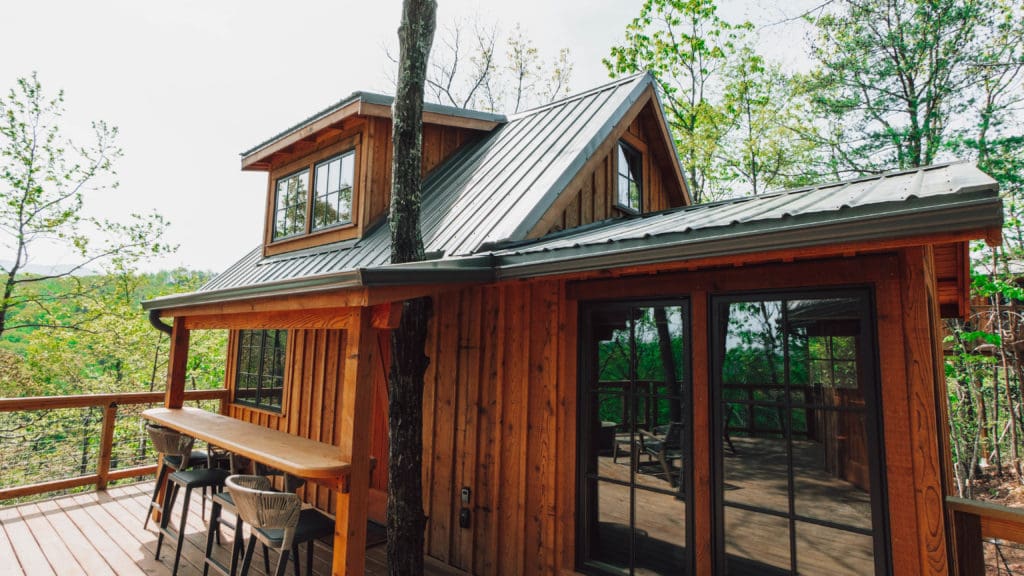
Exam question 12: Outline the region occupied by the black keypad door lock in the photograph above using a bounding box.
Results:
[459,507,471,528]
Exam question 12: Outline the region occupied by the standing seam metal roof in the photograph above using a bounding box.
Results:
[152,160,1001,311]
[199,72,654,294]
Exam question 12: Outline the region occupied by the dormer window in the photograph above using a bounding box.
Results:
[617,141,642,213]
[268,140,359,246]
[273,170,309,240]
[312,150,355,231]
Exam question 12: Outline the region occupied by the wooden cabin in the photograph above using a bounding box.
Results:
[142,72,1004,575]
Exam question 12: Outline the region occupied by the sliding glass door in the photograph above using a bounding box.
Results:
[578,302,692,576]
[711,291,889,575]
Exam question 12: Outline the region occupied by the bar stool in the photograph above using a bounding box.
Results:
[203,461,305,576]
[226,475,334,576]
[155,438,231,575]
[145,424,207,530]
[203,454,265,576]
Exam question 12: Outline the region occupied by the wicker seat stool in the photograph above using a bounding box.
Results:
[145,424,208,530]
[226,475,334,576]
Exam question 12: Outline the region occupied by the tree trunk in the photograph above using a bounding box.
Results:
[387,1,437,575]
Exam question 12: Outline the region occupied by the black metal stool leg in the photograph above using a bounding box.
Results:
[240,537,257,576]
[170,486,194,576]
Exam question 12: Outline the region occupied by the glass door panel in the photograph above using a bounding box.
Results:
[579,302,691,576]
[713,293,887,575]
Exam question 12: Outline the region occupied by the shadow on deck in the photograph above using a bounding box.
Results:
[0,481,463,576]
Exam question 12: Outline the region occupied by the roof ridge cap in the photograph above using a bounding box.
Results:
[505,72,649,120]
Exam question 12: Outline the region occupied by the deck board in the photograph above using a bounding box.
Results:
[0,482,460,576]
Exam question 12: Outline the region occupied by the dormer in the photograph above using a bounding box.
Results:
[240,93,504,256]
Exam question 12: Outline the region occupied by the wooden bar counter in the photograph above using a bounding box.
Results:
[142,406,352,483]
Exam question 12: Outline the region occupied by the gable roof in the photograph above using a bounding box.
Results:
[143,160,1002,312]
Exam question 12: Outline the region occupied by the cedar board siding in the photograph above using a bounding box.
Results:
[418,251,951,575]
[219,249,952,575]
[543,101,685,234]
[362,118,477,231]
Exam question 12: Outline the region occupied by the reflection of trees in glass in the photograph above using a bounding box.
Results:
[312,152,354,230]
[595,306,686,428]
[274,173,308,239]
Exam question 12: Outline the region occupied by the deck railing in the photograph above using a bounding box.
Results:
[0,389,227,502]
[948,495,1024,575]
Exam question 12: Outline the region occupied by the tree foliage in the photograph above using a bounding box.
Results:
[0,73,172,340]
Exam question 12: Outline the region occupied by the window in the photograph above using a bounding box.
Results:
[712,292,888,575]
[312,151,355,231]
[269,145,357,243]
[273,171,308,240]
[617,141,642,213]
[235,329,287,413]
[579,302,691,575]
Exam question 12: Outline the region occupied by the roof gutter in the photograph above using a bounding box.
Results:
[494,195,1003,279]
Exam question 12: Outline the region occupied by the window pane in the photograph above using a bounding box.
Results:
[724,507,790,575]
[340,152,354,188]
[338,187,352,222]
[635,486,687,575]
[619,175,630,208]
[591,479,631,572]
[315,163,328,196]
[583,302,690,574]
[234,329,287,413]
[716,293,883,575]
[795,522,874,575]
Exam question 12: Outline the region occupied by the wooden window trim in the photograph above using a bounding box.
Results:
[233,329,289,415]
[615,135,647,215]
[263,134,363,256]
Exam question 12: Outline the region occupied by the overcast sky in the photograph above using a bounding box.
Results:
[0,0,816,273]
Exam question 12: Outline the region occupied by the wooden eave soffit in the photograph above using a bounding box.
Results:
[242,101,500,171]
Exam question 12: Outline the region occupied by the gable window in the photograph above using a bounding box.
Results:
[617,141,643,213]
[312,150,355,231]
[273,171,309,240]
[235,329,287,413]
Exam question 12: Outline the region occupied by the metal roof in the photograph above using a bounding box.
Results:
[240,91,508,158]
[144,73,657,310]
[144,159,1001,312]
[493,161,1002,277]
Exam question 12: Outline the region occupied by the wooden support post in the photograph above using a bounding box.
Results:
[333,308,376,576]
[165,317,189,409]
[96,403,118,490]
[951,510,984,576]
[898,246,950,574]
[691,292,712,575]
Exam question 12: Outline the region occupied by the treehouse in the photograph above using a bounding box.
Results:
[134,72,1004,575]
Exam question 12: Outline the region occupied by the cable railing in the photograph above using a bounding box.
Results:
[949,496,1024,575]
[0,388,228,504]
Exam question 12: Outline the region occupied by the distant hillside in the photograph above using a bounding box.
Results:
[0,260,97,277]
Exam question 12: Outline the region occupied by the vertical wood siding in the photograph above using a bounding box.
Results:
[360,119,476,229]
[225,329,350,513]
[546,102,684,234]
[417,281,574,575]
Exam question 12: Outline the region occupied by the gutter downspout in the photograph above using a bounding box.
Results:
[148,309,173,335]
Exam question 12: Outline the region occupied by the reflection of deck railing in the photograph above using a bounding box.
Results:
[0,389,227,502]
[948,495,1024,575]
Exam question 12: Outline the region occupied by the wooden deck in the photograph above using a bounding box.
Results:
[0,482,464,576]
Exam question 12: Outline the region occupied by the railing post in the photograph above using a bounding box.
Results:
[96,402,118,491]
[951,509,985,576]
